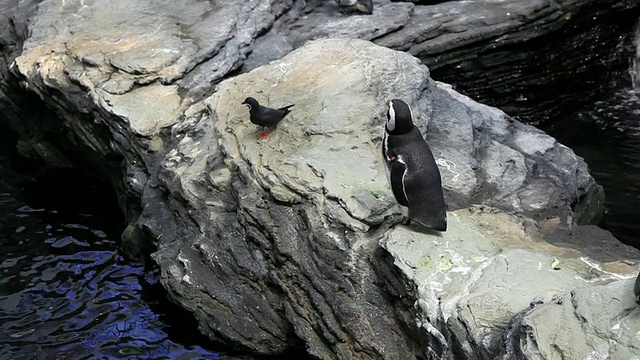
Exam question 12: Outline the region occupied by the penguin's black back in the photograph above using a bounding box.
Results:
[385,126,447,231]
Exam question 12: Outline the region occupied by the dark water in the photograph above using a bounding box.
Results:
[0,159,235,359]
[543,85,640,247]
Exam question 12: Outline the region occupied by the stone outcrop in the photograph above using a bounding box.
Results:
[153,37,611,357]
[382,207,640,359]
[244,0,640,123]
[2,0,640,359]
[502,278,640,359]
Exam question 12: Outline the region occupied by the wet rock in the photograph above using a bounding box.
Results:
[502,278,640,359]
[16,0,286,105]
[420,1,640,123]
[153,38,626,358]
[428,83,597,221]
[244,0,640,123]
[382,206,639,359]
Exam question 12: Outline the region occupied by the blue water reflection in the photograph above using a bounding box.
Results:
[0,163,226,359]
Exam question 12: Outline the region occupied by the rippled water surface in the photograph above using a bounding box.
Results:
[0,159,228,359]
[543,86,640,247]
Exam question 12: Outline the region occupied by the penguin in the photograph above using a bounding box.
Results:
[634,271,640,303]
[354,0,373,14]
[382,99,447,231]
[241,97,294,140]
[335,0,373,15]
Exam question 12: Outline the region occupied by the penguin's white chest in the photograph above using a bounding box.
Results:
[382,133,410,207]
[383,133,392,183]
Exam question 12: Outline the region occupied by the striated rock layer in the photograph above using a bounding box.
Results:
[1,0,640,359]
[245,0,640,123]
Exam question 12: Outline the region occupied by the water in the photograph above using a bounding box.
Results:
[542,85,640,247]
[0,158,235,359]
[542,21,640,247]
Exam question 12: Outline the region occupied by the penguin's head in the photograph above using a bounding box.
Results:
[386,99,414,135]
[354,0,373,14]
[242,97,259,110]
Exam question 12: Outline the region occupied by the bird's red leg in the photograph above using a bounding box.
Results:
[257,126,267,140]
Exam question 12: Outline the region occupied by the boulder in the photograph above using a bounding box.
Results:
[244,0,640,123]
[382,206,639,359]
[501,278,640,359]
[150,38,637,358]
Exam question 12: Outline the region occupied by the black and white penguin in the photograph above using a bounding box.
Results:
[241,97,294,140]
[634,271,640,303]
[335,0,373,15]
[382,99,447,231]
[353,0,373,14]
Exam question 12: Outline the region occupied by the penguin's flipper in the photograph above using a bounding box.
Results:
[389,159,409,206]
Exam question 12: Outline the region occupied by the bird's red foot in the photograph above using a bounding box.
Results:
[257,132,269,140]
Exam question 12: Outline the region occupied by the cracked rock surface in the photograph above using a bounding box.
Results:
[382,207,640,359]
[154,38,639,358]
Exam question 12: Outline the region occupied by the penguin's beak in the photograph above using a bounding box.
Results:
[241,101,246,105]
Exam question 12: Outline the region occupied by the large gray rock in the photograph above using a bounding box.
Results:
[13,0,285,103]
[243,0,640,123]
[428,82,597,221]
[2,0,640,359]
[501,279,640,359]
[382,206,639,359]
[140,38,636,358]
[243,0,638,70]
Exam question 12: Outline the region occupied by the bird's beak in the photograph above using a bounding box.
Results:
[241,101,246,105]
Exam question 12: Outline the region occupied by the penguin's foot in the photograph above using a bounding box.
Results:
[339,5,372,15]
[257,132,269,140]
[387,215,409,229]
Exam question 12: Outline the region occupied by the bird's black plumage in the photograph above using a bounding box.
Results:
[242,97,294,139]
[383,99,447,231]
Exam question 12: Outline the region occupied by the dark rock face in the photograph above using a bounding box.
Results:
[0,0,58,165]
[243,0,640,125]
[428,1,640,125]
[1,1,640,359]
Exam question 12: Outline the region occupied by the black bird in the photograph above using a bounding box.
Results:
[382,99,447,231]
[241,97,294,140]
